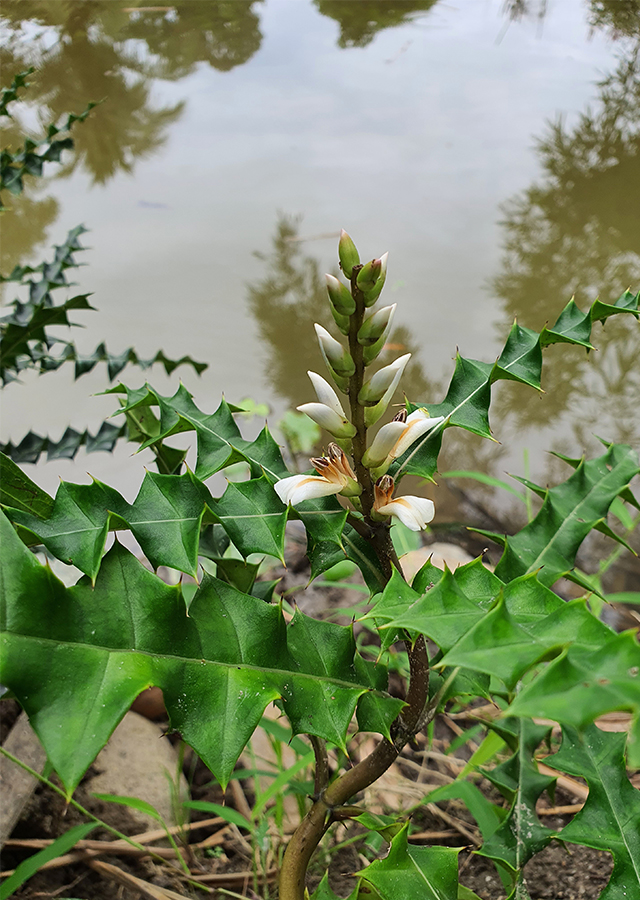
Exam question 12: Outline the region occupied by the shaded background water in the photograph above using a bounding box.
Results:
[1,0,639,531]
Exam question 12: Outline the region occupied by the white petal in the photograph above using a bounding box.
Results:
[363,420,407,468]
[297,402,356,438]
[275,474,342,506]
[377,496,435,531]
[307,371,346,417]
[314,323,344,360]
[390,413,445,460]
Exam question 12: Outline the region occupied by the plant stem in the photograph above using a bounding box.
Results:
[279,271,432,900]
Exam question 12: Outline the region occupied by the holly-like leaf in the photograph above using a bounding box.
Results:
[389,292,639,481]
[342,524,387,594]
[212,474,287,563]
[368,566,489,652]
[5,471,212,581]
[1,226,206,385]
[477,720,555,883]
[0,513,398,794]
[108,384,287,483]
[1,421,126,465]
[544,725,640,899]
[295,495,349,581]
[507,632,640,766]
[439,578,615,690]
[357,824,461,900]
[493,443,639,586]
[0,452,53,518]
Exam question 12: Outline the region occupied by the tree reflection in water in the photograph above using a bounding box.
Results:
[491,47,640,450]
[314,0,437,48]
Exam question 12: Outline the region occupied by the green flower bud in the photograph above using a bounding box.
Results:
[326,274,356,316]
[363,334,386,366]
[356,257,382,293]
[357,304,396,347]
[358,353,410,405]
[362,252,388,306]
[331,304,350,335]
[315,323,356,378]
[338,229,360,279]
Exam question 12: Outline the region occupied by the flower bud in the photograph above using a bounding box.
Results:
[356,257,383,293]
[307,371,347,417]
[357,304,396,347]
[362,334,387,366]
[358,353,410,406]
[330,304,350,335]
[362,252,388,306]
[326,274,356,316]
[297,402,356,439]
[315,324,355,378]
[338,230,360,279]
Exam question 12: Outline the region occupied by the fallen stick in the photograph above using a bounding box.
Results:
[537,803,584,816]
[425,803,480,847]
[86,858,197,899]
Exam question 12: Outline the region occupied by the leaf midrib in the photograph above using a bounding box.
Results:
[1,632,389,695]
[523,459,633,576]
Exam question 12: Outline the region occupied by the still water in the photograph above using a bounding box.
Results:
[1,0,639,520]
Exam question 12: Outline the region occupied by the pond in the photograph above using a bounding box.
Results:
[1,0,639,536]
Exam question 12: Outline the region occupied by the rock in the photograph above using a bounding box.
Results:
[399,542,475,583]
[0,711,47,846]
[87,711,188,830]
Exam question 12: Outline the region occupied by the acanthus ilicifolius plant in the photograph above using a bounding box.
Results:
[274,232,448,897]
[1,230,640,900]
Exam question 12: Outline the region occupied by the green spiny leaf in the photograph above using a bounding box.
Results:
[507,632,640,765]
[0,452,53,518]
[544,725,640,899]
[389,293,639,481]
[0,515,398,793]
[477,720,555,877]
[494,443,639,585]
[212,474,287,563]
[357,823,461,900]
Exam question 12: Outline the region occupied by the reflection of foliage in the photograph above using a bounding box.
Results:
[587,0,640,39]
[248,217,332,410]
[121,1,265,78]
[491,50,640,440]
[314,0,437,48]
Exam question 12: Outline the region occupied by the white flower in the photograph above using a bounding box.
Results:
[363,408,445,472]
[373,475,435,532]
[362,420,407,468]
[275,444,360,506]
[389,408,445,460]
